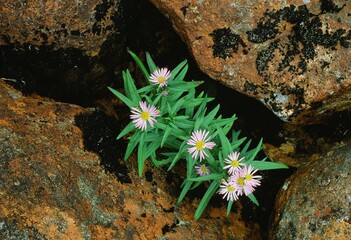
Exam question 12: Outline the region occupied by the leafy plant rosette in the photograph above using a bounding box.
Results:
[108,51,288,220]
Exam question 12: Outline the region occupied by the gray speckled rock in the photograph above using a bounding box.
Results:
[150,0,351,124]
[269,142,351,240]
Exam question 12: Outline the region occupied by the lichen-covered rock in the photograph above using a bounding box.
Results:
[269,141,351,239]
[0,0,129,101]
[150,0,351,124]
[0,80,261,239]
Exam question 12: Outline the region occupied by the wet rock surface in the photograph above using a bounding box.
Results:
[269,141,351,240]
[150,0,351,124]
[0,80,262,239]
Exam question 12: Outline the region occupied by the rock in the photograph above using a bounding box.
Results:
[0,80,261,239]
[0,0,129,102]
[269,141,351,239]
[150,0,351,124]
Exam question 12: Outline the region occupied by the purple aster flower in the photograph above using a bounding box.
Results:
[130,101,160,131]
[241,165,262,195]
[149,68,171,88]
[218,178,239,202]
[229,172,245,196]
[195,164,210,176]
[187,130,216,161]
[223,152,246,175]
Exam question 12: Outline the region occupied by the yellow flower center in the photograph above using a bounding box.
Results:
[231,160,239,167]
[141,111,150,120]
[157,76,166,83]
[200,165,207,173]
[227,185,235,192]
[245,174,252,181]
[196,140,205,150]
[237,177,245,186]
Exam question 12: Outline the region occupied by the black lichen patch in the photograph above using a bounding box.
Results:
[145,170,153,182]
[244,81,258,95]
[251,4,351,76]
[321,0,345,13]
[210,28,246,59]
[92,0,115,35]
[247,10,281,43]
[180,4,190,16]
[256,40,279,75]
[162,206,174,213]
[75,110,132,183]
[161,223,177,235]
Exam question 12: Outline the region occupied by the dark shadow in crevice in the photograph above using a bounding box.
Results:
[75,110,132,183]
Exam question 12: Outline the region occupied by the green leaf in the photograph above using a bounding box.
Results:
[146,52,157,73]
[171,98,185,115]
[251,160,288,170]
[226,200,234,216]
[188,173,222,182]
[177,180,192,204]
[230,137,246,152]
[173,119,195,130]
[108,87,135,109]
[128,50,150,82]
[161,126,172,148]
[171,59,187,80]
[246,139,263,163]
[137,85,154,95]
[203,104,220,127]
[137,132,146,176]
[194,180,221,220]
[124,131,141,160]
[149,153,160,168]
[145,140,161,162]
[172,64,188,82]
[124,70,140,103]
[189,181,203,190]
[193,95,208,120]
[168,141,187,170]
[117,122,135,139]
[247,193,259,206]
[216,126,232,157]
[241,139,252,156]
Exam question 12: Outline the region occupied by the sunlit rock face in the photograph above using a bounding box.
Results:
[269,141,351,240]
[150,0,351,124]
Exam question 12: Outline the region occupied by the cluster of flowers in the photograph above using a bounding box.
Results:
[188,130,261,201]
[109,51,288,220]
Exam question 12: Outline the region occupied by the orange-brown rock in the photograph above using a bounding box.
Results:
[150,0,351,124]
[269,141,351,239]
[0,80,261,239]
[0,0,122,56]
[0,0,128,101]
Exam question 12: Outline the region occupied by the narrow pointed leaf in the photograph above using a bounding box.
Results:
[128,50,150,82]
[194,180,221,220]
[108,87,135,109]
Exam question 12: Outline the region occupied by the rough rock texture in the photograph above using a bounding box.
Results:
[269,141,351,240]
[150,0,351,124]
[0,80,261,239]
[0,0,128,102]
[0,0,124,56]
